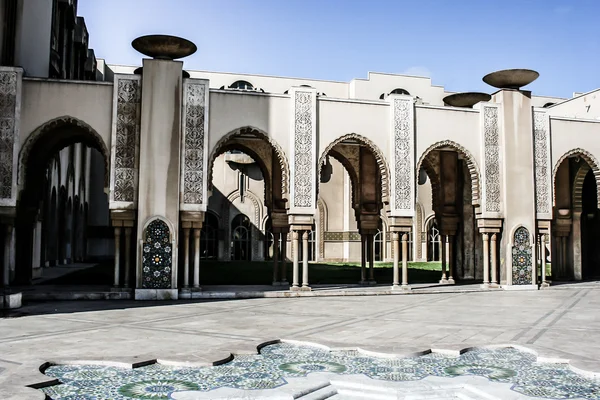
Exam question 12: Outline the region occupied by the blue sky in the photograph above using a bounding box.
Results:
[79,0,599,99]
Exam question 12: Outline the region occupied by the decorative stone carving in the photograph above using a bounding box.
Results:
[391,97,414,214]
[0,67,21,206]
[415,203,423,260]
[553,148,600,209]
[181,79,209,210]
[483,106,501,213]
[511,226,532,285]
[317,133,390,205]
[110,75,141,208]
[317,198,326,259]
[533,110,552,218]
[292,90,315,209]
[141,219,172,289]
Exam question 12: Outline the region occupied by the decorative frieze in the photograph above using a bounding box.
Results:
[389,95,415,216]
[180,79,209,211]
[481,105,501,214]
[289,88,316,212]
[0,67,21,207]
[109,75,141,209]
[533,110,552,219]
[323,231,362,241]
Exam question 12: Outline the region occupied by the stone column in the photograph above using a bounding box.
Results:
[280,233,288,283]
[490,234,498,286]
[447,235,455,284]
[272,232,279,285]
[193,228,200,288]
[302,231,310,289]
[3,225,12,287]
[368,234,375,281]
[440,235,447,283]
[360,235,367,283]
[560,236,567,280]
[572,211,582,280]
[113,227,121,287]
[482,233,489,287]
[392,232,400,288]
[183,228,190,288]
[291,231,299,289]
[124,227,132,288]
[540,233,548,286]
[401,233,409,287]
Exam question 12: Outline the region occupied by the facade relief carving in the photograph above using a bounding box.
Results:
[392,97,414,213]
[292,90,315,209]
[533,110,552,218]
[483,106,500,213]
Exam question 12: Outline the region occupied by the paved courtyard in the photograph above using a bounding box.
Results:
[1,284,600,399]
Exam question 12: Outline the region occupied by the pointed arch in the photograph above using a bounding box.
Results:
[317,133,390,204]
[415,140,481,206]
[553,148,600,209]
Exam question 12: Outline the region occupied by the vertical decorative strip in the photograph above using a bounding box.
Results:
[180,78,209,211]
[511,226,532,285]
[109,75,141,209]
[0,67,21,207]
[389,95,414,216]
[482,105,501,214]
[533,109,552,219]
[289,88,316,211]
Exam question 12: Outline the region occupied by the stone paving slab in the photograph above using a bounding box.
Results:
[1,286,599,399]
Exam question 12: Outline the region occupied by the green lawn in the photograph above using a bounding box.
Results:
[40,260,444,286]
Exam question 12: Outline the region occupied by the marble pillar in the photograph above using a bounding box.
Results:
[541,233,548,286]
[572,211,582,280]
[280,233,288,283]
[368,234,375,282]
[440,235,447,283]
[193,228,200,288]
[401,233,409,287]
[302,231,310,289]
[272,232,279,285]
[482,233,490,287]
[447,236,455,284]
[124,227,132,288]
[360,235,367,283]
[113,227,121,287]
[291,231,299,289]
[3,225,12,287]
[490,234,498,286]
[392,232,400,288]
[183,227,190,288]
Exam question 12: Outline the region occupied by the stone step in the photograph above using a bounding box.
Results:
[295,382,338,399]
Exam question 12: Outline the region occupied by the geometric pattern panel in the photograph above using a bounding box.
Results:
[0,69,19,203]
[41,342,600,399]
[323,231,362,241]
[141,219,172,289]
[110,75,141,206]
[291,90,315,209]
[483,106,501,213]
[533,110,551,218]
[391,96,414,214]
[181,79,208,208]
[512,226,533,285]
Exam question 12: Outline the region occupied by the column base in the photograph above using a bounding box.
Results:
[0,292,22,309]
[135,289,179,300]
[489,282,500,288]
[439,279,449,284]
[301,286,312,291]
[447,278,455,284]
[392,284,411,291]
[480,283,490,289]
[502,284,538,291]
[290,286,301,291]
[540,282,551,289]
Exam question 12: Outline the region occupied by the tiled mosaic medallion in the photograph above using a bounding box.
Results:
[142,219,172,289]
[39,342,600,400]
[512,226,533,285]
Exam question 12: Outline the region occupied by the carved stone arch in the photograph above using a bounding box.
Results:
[317,133,391,204]
[572,164,591,211]
[415,140,481,206]
[553,148,600,209]
[207,126,290,209]
[18,116,110,191]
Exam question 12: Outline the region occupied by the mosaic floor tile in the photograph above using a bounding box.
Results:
[39,342,600,400]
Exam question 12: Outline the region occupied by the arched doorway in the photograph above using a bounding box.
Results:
[200,212,219,260]
[416,141,482,282]
[553,149,600,280]
[231,214,252,261]
[15,117,110,284]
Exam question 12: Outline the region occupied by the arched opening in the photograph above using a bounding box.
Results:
[14,117,110,285]
[200,212,219,260]
[231,214,251,261]
[553,150,600,280]
[416,142,482,283]
[318,134,389,282]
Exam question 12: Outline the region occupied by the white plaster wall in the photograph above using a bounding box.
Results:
[350,73,447,105]
[415,106,481,166]
[530,94,566,108]
[208,92,290,161]
[20,80,113,149]
[317,99,389,160]
[550,118,600,172]
[14,0,52,78]
[547,89,600,120]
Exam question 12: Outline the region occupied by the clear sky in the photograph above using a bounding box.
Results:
[79,0,600,99]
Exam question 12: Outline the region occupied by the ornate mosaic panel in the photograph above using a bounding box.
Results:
[533,110,551,217]
[0,69,18,202]
[292,91,314,208]
[512,226,533,285]
[41,342,600,399]
[392,98,414,212]
[111,76,141,205]
[323,231,362,241]
[181,80,207,206]
[142,219,172,289]
[483,106,500,213]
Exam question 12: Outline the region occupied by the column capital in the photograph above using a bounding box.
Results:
[482,232,489,241]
